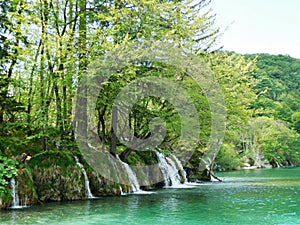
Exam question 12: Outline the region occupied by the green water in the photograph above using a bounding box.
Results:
[1,168,300,225]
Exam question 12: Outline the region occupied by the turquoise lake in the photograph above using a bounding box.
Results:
[1,167,300,225]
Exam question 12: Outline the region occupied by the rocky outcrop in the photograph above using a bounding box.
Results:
[133,164,165,189]
[14,169,38,206]
[0,150,197,210]
[32,164,85,201]
[90,171,129,196]
[186,168,211,182]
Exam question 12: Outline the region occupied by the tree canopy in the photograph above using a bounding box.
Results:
[0,0,299,186]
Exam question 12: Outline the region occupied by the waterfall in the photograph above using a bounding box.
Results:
[10,178,28,209]
[10,178,20,208]
[155,151,190,187]
[122,162,141,192]
[74,156,95,199]
[119,185,125,195]
[165,157,182,186]
[107,154,126,195]
[156,152,185,187]
[116,155,141,193]
[87,143,124,195]
[156,152,172,186]
[171,155,188,183]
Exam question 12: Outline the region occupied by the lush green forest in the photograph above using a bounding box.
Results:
[215,53,300,170]
[0,0,299,206]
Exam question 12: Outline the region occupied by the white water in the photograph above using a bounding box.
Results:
[165,157,182,186]
[108,154,126,195]
[156,152,172,186]
[155,151,188,187]
[87,143,125,195]
[116,155,154,194]
[10,178,28,209]
[172,155,188,183]
[155,151,194,188]
[119,185,125,196]
[122,162,141,192]
[10,178,20,208]
[74,156,95,199]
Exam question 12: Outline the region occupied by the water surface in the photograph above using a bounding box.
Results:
[1,167,299,225]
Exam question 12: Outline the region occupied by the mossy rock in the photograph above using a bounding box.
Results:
[90,171,126,196]
[186,168,211,182]
[13,168,38,206]
[32,164,85,202]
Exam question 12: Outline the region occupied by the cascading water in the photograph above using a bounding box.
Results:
[156,152,172,186]
[116,155,142,193]
[10,178,28,209]
[156,151,189,187]
[165,157,182,186]
[10,178,20,208]
[87,143,124,195]
[121,162,140,192]
[74,156,95,199]
[107,154,125,195]
[171,155,188,183]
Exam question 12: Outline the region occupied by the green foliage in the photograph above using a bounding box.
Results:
[207,52,257,135]
[215,143,241,171]
[29,149,75,169]
[244,54,300,124]
[0,0,220,157]
[212,53,300,170]
[126,151,157,166]
[0,154,18,195]
[0,0,299,178]
[292,112,300,133]
[246,117,300,167]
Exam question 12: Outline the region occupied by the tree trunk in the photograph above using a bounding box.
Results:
[110,106,117,156]
[97,106,106,150]
[74,0,88,143]
[119,147,133,162]
[208,162,222,182]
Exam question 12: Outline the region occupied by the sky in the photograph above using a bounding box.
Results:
[210,0,300,59]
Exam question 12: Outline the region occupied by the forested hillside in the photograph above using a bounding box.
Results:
[215,53,300,170]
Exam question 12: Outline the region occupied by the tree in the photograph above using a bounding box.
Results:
[0,0,26,125]
[292,112,300,133]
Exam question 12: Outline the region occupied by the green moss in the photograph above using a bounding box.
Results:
[126,150,157,166]
[23,168,38,199]
[29,149,75,170]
